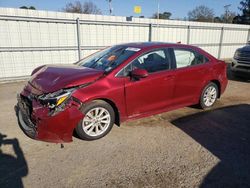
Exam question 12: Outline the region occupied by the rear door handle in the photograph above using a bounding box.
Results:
[198,70,206,74]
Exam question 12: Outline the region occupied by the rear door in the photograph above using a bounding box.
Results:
[170,48,211,106]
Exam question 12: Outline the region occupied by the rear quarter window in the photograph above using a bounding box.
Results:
[174,48,209,68]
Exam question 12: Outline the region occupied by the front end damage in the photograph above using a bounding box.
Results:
[16,85,84,143]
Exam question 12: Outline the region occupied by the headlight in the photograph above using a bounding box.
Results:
[234,50,239,58]
[38,88,74,109]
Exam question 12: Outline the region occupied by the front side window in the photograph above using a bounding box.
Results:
[119,49,171,76]
[77,46,138,72]
[174,49,208,68]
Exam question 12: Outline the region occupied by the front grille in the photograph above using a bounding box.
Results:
[237,66,250,70]
[20,95,33,115]
[236,51,250,62]
[21,111,36,128]
[237,61,250,65]
[18,94,37,129]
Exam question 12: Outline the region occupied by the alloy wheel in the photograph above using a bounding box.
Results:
[203,86,217,107]
[82,107,111,137]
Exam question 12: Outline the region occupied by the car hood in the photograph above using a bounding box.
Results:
[29,64,104,93]
[239,45,250,52]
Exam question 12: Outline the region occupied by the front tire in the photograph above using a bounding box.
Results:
[199,82,218,109]
[76,100,115,140]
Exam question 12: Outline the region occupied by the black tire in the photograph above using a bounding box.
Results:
[76,100,115,141]
[199,82,218,109]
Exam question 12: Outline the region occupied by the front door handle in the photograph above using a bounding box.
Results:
[164,75,175,80]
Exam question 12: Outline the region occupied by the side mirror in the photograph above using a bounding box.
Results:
[131,69,148,79]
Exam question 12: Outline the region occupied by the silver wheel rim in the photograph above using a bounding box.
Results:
[82,107,111,137]
[203,86,217,107]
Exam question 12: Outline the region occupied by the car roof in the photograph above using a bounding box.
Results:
[116,42,190,49]
[114,42,217,61]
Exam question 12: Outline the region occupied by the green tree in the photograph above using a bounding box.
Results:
[19,6,28,9]
[20,6,36,10]
[239,0,250,16]
[29,6,36,10]
[63,1,102,14]
[233,0,250,24]
[152,12,172,19]
[213,17,222,23]
[188,5,214,22]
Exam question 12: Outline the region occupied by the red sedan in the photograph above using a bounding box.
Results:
[16,42,228,143]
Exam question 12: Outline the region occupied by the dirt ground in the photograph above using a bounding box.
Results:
[0,66,250,188]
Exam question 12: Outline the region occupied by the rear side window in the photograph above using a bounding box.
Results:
[174,49,208,68]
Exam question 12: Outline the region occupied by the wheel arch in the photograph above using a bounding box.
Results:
[86,98,121,126]
[210,80,221,98]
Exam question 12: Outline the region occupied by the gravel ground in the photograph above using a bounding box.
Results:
[0,66,249,188]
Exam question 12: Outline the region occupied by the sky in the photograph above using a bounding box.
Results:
[0,0,242,19]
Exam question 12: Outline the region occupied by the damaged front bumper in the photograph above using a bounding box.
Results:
[16,94,84,143]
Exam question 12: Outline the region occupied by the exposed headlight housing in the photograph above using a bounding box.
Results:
[38,88,74,109]
[38,82,92,115]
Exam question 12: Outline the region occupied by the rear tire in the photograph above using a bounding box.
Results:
[199,82,218,109]
[76,100,115,140]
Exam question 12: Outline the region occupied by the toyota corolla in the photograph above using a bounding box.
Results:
[16,42,228,143]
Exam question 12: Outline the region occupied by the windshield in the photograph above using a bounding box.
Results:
[77,46,139,72]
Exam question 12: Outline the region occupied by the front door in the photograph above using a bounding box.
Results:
[123,49,175,117]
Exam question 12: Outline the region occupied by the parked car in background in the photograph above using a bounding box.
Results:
[231,42,250,77]
[16,42,228,143]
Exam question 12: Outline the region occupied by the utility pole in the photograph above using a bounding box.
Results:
[224,4,231,23]
[107,0,113,15]
[156,0,160,41]
[157,0,160,20]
